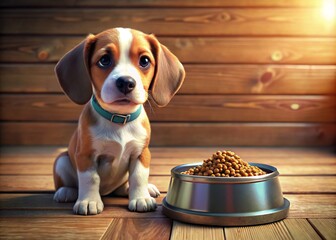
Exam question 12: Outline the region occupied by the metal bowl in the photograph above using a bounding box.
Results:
[162,162,290,226]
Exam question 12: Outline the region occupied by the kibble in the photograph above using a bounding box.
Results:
[181,150,266,177]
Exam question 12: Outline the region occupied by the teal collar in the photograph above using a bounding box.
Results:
[91,95,142,125]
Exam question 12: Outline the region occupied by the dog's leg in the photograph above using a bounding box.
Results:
[114,182,160,198]
[73,167,104,215]
[128,147,157,212]
[53,152,78,202]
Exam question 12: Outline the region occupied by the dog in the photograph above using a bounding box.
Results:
[53,28,185,215]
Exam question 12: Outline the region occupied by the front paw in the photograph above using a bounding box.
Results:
[73,198,104,215]
[128,197,157,212]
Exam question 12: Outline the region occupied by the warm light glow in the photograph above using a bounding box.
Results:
[322,0,336,21]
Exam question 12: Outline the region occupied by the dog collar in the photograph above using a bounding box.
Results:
[91,95,142,125]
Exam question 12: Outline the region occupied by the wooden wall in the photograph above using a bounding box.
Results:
[0,0,335,146]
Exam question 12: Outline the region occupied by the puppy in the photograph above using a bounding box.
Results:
[53,28,185,215]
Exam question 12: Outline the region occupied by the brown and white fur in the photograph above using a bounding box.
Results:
[53,28,185,215]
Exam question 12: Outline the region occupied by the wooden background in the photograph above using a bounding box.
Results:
[0,0,335,146]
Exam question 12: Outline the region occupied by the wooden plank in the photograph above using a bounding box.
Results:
[1,122,335,146]
[1,94,335,122]
[1,64,335,95]
[308,219,336,240]
[0,217,112,240]
[101,218,171,240]
[170,221,224,240]
[224,220,293,240]
[0,0,325,7]
[0,175,335,194]
[0,164,53,175]
[0,193,336,219]
[181,65,336,95]
[1,8,334,37]
[0,64,61,93]
[1,36,335,64]
[283,219,321,240]
[150,123,336,147]
[286,195,336,219]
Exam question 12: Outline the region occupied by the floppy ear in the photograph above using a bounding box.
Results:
[148,35,185,107]
[55,34,96,105]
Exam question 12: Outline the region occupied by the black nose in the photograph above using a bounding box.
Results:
[116,76,136,94]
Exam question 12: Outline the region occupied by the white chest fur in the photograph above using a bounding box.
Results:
[89,106,148,195]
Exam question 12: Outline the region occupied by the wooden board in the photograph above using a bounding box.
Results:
[1,122,335,146]
[0,0,325,7]
[0,218,112,240]
[283,219,321,240]
[101,218,172,240]
[1,36,335,64]
[171,221,224,240]
[1,64,335,94]
[1,8,334,37]
[1,94,335,122]
[224,220,293,240]
[308,219,336,240]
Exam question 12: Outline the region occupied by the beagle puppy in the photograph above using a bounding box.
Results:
[53,28,185,215]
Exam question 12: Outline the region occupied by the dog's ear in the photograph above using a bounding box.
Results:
[55,34,96,105]
[148,35,185,107]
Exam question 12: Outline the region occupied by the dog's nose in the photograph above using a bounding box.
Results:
[116,77,136,94]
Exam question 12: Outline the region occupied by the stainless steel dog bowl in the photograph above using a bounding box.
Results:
[162,162,290,226]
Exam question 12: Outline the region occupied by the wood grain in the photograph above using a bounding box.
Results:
[1,122,335,146]
[170,221,224,240]
[0,0,325,7]
[285,195,336,219]
[1,94,335,122]
[0,218,111,240]
[224,220,293,240]
[283,219,321,240]
[1,64,335,94]
[101,218,171,240]
[1,36,335,64]
[1,8,334,36]
[308,219,336,240]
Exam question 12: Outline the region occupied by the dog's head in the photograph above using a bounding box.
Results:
[55,28,185,114]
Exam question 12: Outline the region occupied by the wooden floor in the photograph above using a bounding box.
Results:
[0,146,335,240]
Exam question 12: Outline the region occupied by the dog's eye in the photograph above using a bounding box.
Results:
[97,54,112,68]
[139,55,151,69]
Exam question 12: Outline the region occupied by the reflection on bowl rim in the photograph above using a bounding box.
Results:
[171,162,279,184]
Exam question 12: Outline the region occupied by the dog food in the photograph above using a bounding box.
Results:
[181,150,266,177]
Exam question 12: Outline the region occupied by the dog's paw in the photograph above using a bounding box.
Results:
[54,187,78,203]
[128,197,157,212]
[73,198,104,215]
[148,183,160,198]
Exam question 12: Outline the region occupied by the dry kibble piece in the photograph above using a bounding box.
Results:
[181,150,267,177]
